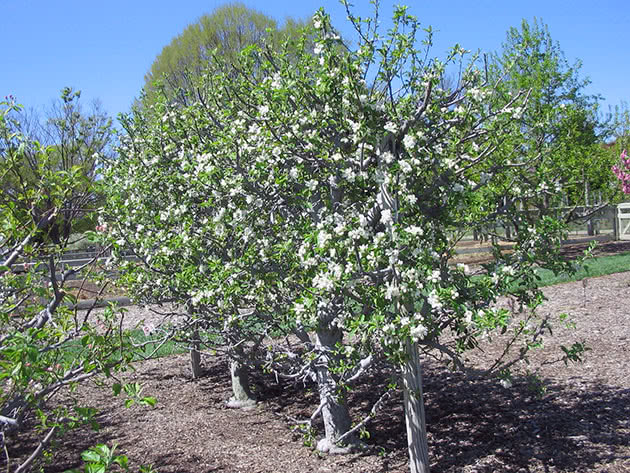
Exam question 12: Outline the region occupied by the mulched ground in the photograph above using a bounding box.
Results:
[6,241,630,473]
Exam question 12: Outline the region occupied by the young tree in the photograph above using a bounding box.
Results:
[103,5,587,472]
[0,98,136,472]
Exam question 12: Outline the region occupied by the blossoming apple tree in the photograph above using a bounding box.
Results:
[102,4,586,472]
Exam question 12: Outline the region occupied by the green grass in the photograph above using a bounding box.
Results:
[128,329,188,360]
[535,251,630,287]
[50,330,186,365]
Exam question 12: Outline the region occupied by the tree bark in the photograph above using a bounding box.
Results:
[307,184,355,452]
[222,308,257,408]
[402,338,430,473]
[187,306,203,379]
[190,328,203,379]
[314,321,355,453]
[226,357,256,408]
[226,345,257,409]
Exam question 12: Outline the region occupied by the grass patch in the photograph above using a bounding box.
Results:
[49,329,187,366]
[127,329,188,360]
[536,251,630,287]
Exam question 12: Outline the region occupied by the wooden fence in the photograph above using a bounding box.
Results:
[617,203,630,240]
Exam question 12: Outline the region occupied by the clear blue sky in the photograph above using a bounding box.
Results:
[1,0,628,124]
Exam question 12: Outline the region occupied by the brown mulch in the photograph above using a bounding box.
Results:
[6,243,630,473]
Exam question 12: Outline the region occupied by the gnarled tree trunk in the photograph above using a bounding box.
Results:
[190,328,203,379]
[222,308,258,408]
[227,355,256,409]
[314,314,355,453]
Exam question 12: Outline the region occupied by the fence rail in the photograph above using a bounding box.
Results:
[8,204,630,272]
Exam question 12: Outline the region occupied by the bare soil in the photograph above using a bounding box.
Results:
[64,279,126,300]
[7,242,630,473]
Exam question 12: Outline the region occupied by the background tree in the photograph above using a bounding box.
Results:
[554,106,617,206]
[604,102,630,203]
[489,18,612,211]
[143,2,310,106]
[0,87,115,244]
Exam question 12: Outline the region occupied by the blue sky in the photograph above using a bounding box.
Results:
[1,0,628,124]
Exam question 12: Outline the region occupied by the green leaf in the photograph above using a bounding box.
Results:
[114,454,129,469]
[86,464,106,473]
[139,396,157,407]
[81,450,102,463]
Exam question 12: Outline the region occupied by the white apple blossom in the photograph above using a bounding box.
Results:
[317,230,332,248]
[501,265,516,276]
[385,282,400,300]
[313,273,334,291]
[384,122,397,134]
[427,290,443,311]
[381,209,393,225]
[410,324,428,341]
[343,167,356,182]
[403,134,417,150]
[407,225,423,236]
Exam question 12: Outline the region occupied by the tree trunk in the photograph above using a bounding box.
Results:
[310,176,354,452]
[190,329,203,379]
[187,306,203,379]
[226,358,256,409]
[314,321,355,453]
[226,345,257,409]
[402,338,430,473]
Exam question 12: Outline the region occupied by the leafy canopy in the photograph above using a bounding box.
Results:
[143,2,310,106]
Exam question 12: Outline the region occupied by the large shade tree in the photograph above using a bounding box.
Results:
[143,2,310,106]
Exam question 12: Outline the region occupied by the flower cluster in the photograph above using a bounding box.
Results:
[612,150,630,194]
